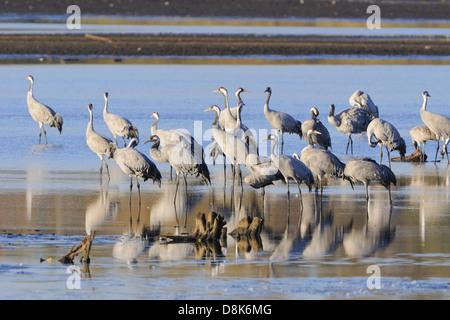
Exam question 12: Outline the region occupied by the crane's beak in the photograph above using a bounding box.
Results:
[203,107,212,112]
[212,89,220,93]
[243,89,249,93]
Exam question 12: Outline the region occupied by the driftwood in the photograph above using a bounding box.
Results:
[392,149,426,162]
[229,216,264,237]
[59,232,95,265]
[192,212,227,242]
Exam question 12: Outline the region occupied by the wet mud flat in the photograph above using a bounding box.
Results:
[2,33,450,57]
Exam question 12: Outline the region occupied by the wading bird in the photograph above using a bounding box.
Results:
[420,91,450,164]
[214,87,238,133]
[103,92,139,147]
[349,89,379,119]
[409,125,439,162]
[344,157,396,204]
[112,138,161,223]
[144,135,210,203]
[263,87,302,154]
[205,105,254,185]
[265,134,314,204]
[296,129,353,193]
[26,75,63,144]
[328,104,371,155]
[301,107,331,150]
[367,118,406,168]
[86,103,115,180]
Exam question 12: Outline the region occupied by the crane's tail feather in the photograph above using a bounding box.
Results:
[126,125,139,140]
[51,113,63,134]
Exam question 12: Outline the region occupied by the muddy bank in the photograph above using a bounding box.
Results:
[1,33,449,57]
[1,0,450,20]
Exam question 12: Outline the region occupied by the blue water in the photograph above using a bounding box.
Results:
[1,63,449,171]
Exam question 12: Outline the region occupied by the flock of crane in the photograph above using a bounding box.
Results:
[26,75,450,208]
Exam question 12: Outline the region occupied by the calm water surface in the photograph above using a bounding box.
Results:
[0,63,449,299]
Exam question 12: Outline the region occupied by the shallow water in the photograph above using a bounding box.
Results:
[0,63,449,300]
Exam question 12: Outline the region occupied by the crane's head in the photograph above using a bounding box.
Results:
[264,87,271,93]
[307,128,322,137]
[88,103,93,111]
[204,105,220,114]
[213,87,227,95]
[422,91,431,98]
[236,87,249,94]
[104,92,108,99]
[292,153,300,160]
[150,112,159,119]
[310,107,319,117]
[263,134,277,142]
[143,134,160,145]
[26,75,34,82]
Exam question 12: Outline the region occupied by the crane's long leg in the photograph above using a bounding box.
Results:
[129,177,133,234]
[434,140,440,164]
[378,144,383,164]
[388,183,393,205]
[104,159,110,180]
[386,147,391,168]
[364,182,369,202]
[296,181,303,208]
[421,142,426,162]
[173,173,179,204]
[281,132,284,155]
[135,176,141,225]
[38,124,42,144]
[286,177,290,195]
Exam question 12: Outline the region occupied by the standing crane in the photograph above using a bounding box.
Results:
[204,105,254,186]
[144,135,210,203]
[214,87,238,133]
[409,125,439,162]
[301,107,332,150]
[103,92,139,147]
[349,89,379,119]
[112,138,161,225]
[263,87,302,154]
[26,75,63,144]
[265,134,314,205]
[86,103,115,180]
[328,104,371,155]
[344,157,396,204]
[296,129,353,193]
[420,91,450,164]
[367,118,406,168]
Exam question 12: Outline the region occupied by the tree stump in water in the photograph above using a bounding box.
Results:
[59,232,95,265]
[192,212,227,242]
[229,216,264,237]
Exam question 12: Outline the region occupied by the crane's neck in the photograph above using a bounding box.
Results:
[151,116,159,134]
[151,140,160,150]
[212,108,220,128]
[27,79,34,99]
[264,90,272,113]
[87,109,94,133]
[421,94,428,111]
[222,91,229,110]
[270,138,278,157]
[327,105,339,127]
[103,96,109,114]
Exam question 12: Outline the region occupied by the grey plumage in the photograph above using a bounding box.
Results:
[144,135,210,203]
[103,92,139,147]
[86,103,115,180]
[367,118,406,168]
[420,91,450,164]
[344,157,396,203]
[266,134,314,204]
[349,89,379,119]
[112,138,162,189]
[328,104,371,155]
[409,125,439,162]
[296,129,353,193]
[244,152,283,194]
[301,107,332,150]
[205,105,254,185]
[263,87,302,154]
[26,75,63,144]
